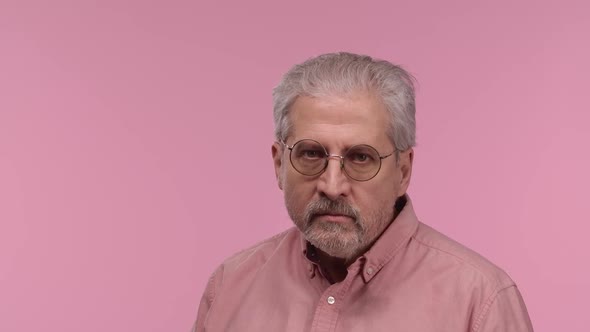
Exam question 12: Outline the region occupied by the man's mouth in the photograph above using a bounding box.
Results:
[314,213,354,223]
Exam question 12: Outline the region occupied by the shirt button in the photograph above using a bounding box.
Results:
[327,296,335,305]
[366,267,374,275]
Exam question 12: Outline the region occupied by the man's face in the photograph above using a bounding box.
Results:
[272,91,413,261]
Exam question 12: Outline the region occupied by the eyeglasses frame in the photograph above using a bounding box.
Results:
[280,139,398,182]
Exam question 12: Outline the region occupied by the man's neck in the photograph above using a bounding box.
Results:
[316,251,350,284]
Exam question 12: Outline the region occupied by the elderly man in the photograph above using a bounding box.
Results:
[193,52,533,331]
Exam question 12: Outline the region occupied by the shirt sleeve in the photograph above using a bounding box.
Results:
[473,285,534,332]
[191,267,222,332]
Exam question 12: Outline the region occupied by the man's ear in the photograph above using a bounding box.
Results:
[271,142,284,190]
[397,148,414,196]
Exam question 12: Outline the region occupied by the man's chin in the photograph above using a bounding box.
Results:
[304,226,361,258]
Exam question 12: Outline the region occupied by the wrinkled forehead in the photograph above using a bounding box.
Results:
[287,92,392,150]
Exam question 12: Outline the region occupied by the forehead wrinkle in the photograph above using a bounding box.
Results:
[288,94,391,151]
[296,127,374,151]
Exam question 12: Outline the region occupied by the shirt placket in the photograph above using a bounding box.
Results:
[309,265,359,332]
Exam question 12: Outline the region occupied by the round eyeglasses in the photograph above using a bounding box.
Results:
[281,139,396,181]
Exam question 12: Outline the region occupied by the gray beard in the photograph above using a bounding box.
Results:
[287,196,367,259]
[303,220,365,258]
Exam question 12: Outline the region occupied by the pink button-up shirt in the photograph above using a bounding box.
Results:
[193,199,533,331]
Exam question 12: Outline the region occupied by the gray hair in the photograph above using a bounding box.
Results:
[272,52,417,151]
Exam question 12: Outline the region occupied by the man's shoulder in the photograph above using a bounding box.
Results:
[411,222,515,288]
[220,227,300,274]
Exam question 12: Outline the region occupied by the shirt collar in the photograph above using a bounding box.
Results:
[360,195,419,283]
[300,235,318,278]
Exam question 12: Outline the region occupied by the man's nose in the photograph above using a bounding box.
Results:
[317,156,351,200]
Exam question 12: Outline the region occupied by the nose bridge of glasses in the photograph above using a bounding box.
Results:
[326,154,345,169]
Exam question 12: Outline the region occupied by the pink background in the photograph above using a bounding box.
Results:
[1,1,589,331]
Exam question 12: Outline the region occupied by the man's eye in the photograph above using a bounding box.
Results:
[350,153,371,163]
[301,150,323,159]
